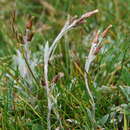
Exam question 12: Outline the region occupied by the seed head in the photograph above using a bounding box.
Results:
[102,24,112,38]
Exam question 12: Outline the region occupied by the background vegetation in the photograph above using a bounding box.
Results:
[0,0,130,129]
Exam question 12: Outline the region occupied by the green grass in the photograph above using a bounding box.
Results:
[0,0,130,129]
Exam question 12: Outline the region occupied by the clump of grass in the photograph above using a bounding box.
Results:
[0,0,130,129]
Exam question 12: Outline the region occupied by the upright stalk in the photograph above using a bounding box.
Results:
[43,9,99,129]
